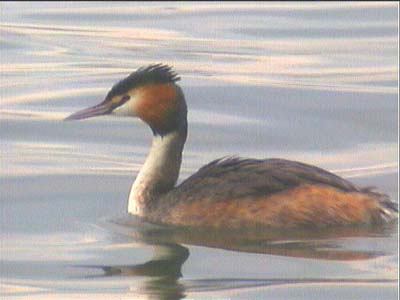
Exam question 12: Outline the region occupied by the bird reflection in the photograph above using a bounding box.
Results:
[97,243,188,300]
[77,217,396,300]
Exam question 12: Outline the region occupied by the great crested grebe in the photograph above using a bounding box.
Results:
[65,64,397,229]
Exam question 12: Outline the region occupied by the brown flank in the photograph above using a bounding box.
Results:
[159,184,384,228]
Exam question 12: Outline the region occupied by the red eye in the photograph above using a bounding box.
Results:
[121,95,130,102]
[109,95,130,111]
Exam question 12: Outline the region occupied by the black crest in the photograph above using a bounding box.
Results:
[106,64,180,100]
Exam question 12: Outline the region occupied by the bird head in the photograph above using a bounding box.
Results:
[65,64,186,136]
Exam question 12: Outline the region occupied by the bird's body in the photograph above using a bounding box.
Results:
[66,64,397,229]
[146,158,395,228]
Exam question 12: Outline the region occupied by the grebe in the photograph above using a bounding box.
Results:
[65,64,397,229]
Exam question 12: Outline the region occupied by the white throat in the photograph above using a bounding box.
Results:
[128,130,186,215]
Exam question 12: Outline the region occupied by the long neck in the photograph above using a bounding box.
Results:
[128,125,187,216]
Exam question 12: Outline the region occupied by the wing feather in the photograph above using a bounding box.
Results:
[166,157,359,204]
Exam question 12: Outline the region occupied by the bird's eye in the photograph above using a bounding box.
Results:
[110,95,131,111]
[121,95,130,103]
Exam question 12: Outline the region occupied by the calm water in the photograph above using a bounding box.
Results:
[1,2,398,299]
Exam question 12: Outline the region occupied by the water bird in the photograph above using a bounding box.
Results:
[65,64,397,229]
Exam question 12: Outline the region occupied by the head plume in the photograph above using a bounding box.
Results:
[106,64,180,101]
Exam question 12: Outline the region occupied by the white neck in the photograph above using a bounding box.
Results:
[128,129,187,215]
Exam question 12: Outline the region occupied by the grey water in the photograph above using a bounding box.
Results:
[0,2,398,299]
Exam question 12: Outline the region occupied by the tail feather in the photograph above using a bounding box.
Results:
[378,200,398,222]
[361,187,398,222]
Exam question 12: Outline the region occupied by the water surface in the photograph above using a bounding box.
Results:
[1,2,398,299]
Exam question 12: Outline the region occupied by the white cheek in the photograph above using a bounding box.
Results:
[112,95,139,117]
